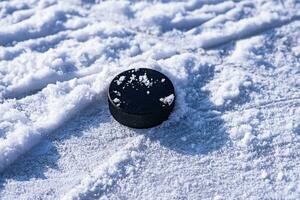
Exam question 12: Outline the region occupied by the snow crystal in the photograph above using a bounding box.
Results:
[180,136,187,142]
[113,90,121,96]
[113,98,120,103]
[129,74,136,83]
[261,170,269,179]
[159,94,175,106]
[113,98,121,106]
[138,74,152,87]
[276,171,284,181]
[116,76,126,85]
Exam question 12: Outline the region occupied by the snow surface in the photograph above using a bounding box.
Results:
[0,0,300,199]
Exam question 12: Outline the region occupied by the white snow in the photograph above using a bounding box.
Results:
[138,74,152,87]
[223,109,260,148]
[62,136,144,200]
[0,74,107,171]
[0,0,300,199]
[113,97,121,107]
[159,94,175,106]
[116,76,126,85]
[202,65,252,106]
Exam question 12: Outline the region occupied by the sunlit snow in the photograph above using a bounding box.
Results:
[0,0,300,199]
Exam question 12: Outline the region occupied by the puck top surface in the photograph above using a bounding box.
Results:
[108,68,175,115]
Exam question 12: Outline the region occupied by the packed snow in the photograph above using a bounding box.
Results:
[0,0,300,199]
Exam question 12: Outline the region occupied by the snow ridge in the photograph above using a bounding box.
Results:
[0,3,77,46]
[0,74,108,172]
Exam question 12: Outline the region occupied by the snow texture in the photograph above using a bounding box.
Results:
[0,0,300,199]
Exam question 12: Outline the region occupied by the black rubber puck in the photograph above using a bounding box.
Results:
[108,68,175,128]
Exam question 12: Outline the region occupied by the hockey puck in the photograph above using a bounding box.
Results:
[108,68,175,128]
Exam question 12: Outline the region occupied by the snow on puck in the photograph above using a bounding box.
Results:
[108,68,175,128]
